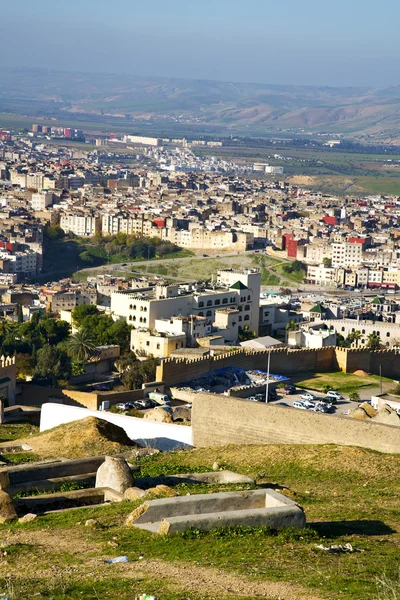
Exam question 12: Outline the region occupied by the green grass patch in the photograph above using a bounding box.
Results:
[2,444,400,599]
[0,422,39,443]
[294,371,393,394]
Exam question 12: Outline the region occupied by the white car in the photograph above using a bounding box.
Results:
[300,393,316,401]
[293,401,307,410]
[326,391,343,400]
[303,400,316,409]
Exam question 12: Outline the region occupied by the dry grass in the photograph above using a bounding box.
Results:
[18,417,137,459]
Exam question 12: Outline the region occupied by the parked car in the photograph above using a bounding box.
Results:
[325,390,343,400]
[302,399,316,409]
[282,385,296,395]
[135,399,155,409]
[293,401,307,410]
[300,393,317,401]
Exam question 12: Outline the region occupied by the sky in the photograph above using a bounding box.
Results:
[1,0,399,87]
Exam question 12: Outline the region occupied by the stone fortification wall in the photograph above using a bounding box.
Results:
[156,347,336,386]
[157,347,400,386]
[192,394,400,454]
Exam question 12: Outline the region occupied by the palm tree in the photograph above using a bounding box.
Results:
[348,330,362,347]
[366,333,382,351]
[67,329,97,363]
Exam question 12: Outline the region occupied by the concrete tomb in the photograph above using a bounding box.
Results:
[127,488,306,535]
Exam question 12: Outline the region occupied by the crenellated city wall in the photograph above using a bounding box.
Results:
[156,347,400,385]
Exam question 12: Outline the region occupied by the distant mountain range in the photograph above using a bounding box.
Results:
[2,67,400,140]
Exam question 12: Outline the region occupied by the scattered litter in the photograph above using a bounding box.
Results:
[104,555,130,564]
[136,595,157,600]
[315,543,363,553]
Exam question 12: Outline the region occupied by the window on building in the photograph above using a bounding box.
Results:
[133,316,136,321]
[146,341,150,347]
[222,298,228,304]
[244,315,250,321]
[139,317,143,323]
[206,310,212,317]
[207,300,212,306]
[362,329,365,334]
[341,327,345,332]
[387,332,390,337]
[239,316,242,322]
[215,299,220,306]
[245,305,250,311]
[231,297,235,303]
[175,343,179,349]
[143,318,147,323]
[247,295,251,301]
[157,343,160,349]
[199,301,204,308]
[198,312,204,317]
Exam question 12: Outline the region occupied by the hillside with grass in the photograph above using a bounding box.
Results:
[0,440,399,599]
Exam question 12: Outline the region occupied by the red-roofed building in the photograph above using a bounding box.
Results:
[322,215,336,226]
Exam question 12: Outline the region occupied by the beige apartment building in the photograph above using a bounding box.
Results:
[332,242,363,268]
[304,243,332,265]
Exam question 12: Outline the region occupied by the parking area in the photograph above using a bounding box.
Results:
[257,386,361,416]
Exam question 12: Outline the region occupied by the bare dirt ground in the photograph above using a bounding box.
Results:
[0,528,324,600]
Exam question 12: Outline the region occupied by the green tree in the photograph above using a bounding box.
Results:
[115,352,138,374]
[67,329,97,362]
[121,356,158,390]
[79,250,94,264]
[349,391,361,403]
[347,330,362,347]
[238,325,257,342]
[16,353,35,380]
[44,224,65,240]
[323,257,332,268]
[322,384,334,394]
[366,333,382,351]
[71,305,100,328]
[122,364,144,391]
[285,320,299,331]
[34,346,72,387]
[17,304,23,324]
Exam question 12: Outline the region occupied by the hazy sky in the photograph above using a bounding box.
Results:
[1,0,399,87]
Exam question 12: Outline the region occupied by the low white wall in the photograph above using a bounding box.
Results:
[40,403,193,451]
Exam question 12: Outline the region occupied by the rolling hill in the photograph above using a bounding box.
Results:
[2,67,400,139]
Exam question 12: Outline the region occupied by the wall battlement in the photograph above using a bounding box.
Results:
[156,346,400,386]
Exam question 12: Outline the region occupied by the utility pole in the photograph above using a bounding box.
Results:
[265,347,271,403]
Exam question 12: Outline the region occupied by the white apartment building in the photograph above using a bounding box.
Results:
[0,250,39,280]
[101,214,162,238]
[60,214,100,237]
[307,265,338,286]
[31,192,54,211]
[111,270,261,341]
[332,242,363,268]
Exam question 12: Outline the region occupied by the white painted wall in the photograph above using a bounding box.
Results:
[40,403,193,451]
